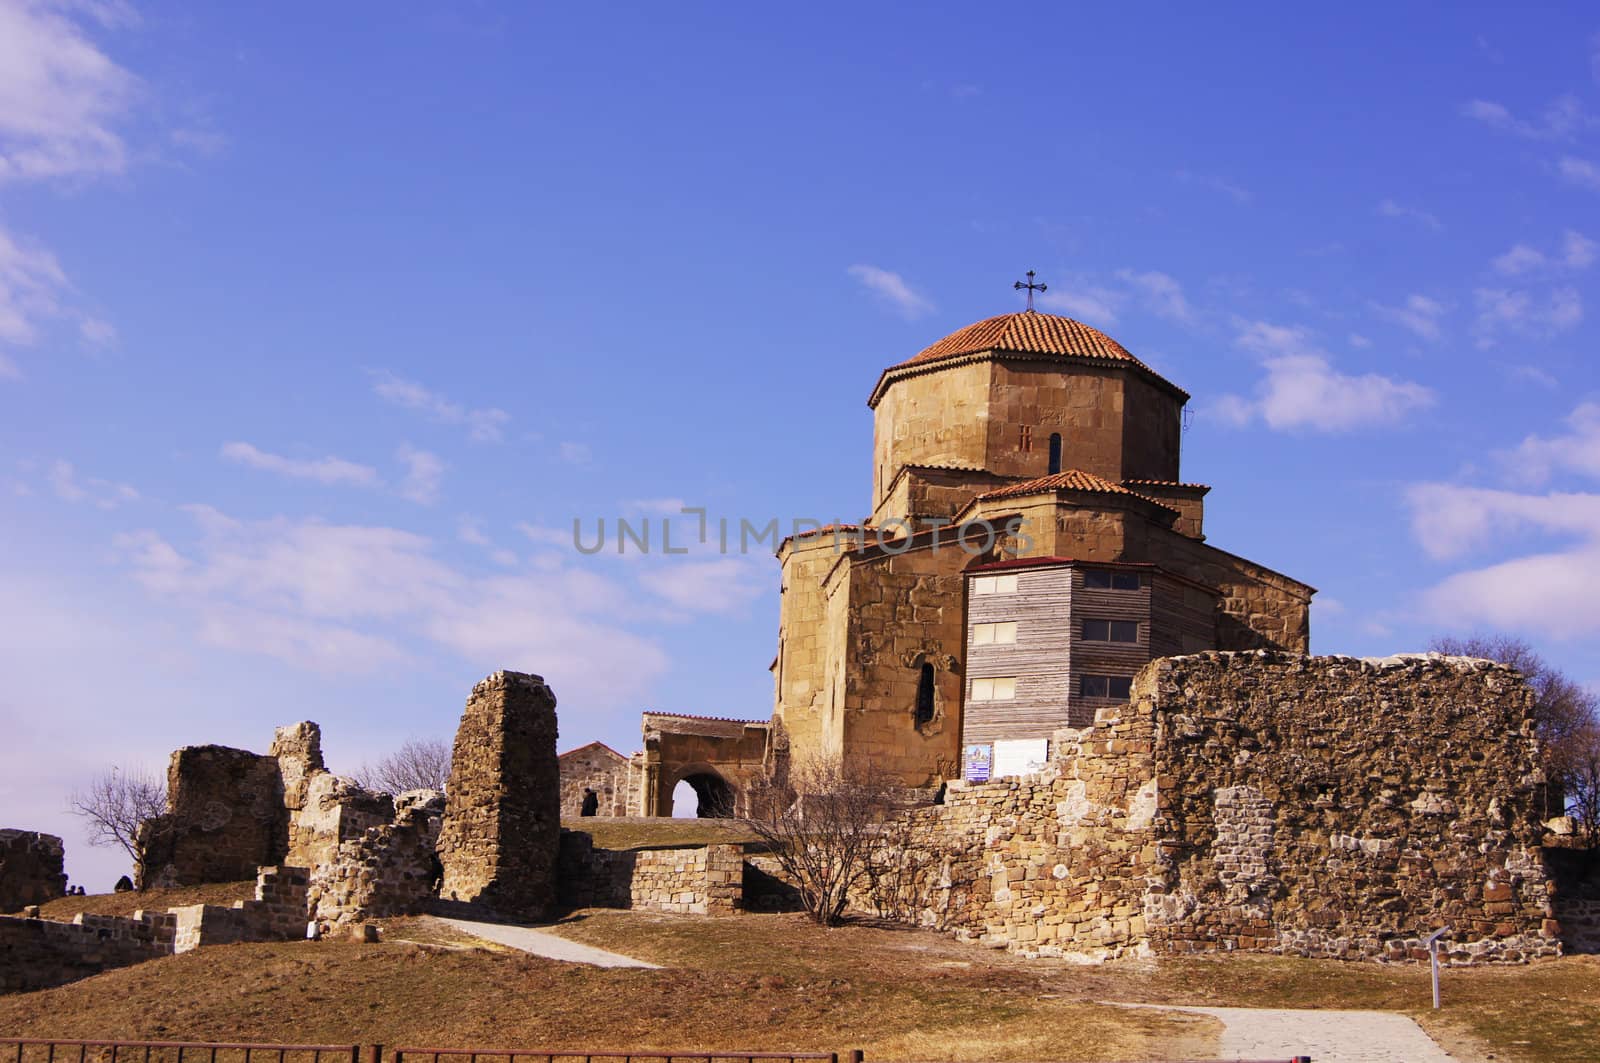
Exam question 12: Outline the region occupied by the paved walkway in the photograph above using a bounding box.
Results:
[436,916,661,969]
[1114,1002,1455,1062]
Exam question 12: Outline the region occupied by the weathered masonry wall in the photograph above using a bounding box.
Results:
[170,865,310,953]
[437,671,561,918]
[558,833,743,915]
[309,791,444,931]
[0,909,175,993]
[0,830,67,911]
[886,652,1557,964]
[0,864,308,994]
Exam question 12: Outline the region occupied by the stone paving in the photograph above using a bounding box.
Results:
[436,916,660,969]
[1116,1002,1456,1062]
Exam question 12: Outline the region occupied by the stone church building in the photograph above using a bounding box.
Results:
[560,307,1315,818]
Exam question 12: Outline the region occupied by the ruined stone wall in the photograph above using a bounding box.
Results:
[138,745,288,888]
[0,863,308,994]
[560,743,631,818]
[437,671,561,918]
[638,714,768,817]
[558,832,742,915]
[882,652,1557,964]
[286,772,394,872]
[0,909,176,993]
[309,791,444,931]
[170,865,310,953]
[0,830,67,911]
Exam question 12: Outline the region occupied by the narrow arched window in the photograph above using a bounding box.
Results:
[1048,432,1062,474]
[915,662,936,726]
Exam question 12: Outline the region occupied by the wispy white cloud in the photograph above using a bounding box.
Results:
[558,441,592,465]
[115,506,672,702]
[1472,286,1583,347]
[1406,482,1600,638]
[0,226,69,373]
[46,458,137,509]
[1174,169,1251,204]
[1558,156,1600,191]
[78,315,115,346]
[1501,402,1600,485]
[846,264,935,320]
[1491,230,1596,274]
[396,444,444,505]
[1376,199,1442,232]
[1461,96,1596,140]
[221,441,380,488]
[1113,268,1192,323]
[0,0,138,183]
[1213,321,1433,432]
[370,371,510,443]
[1037,286,1121,326]
[636,557,767,615]
[1374,293,1446,340]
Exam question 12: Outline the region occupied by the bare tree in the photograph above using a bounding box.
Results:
[1566,721,1600,845]
[68,765,167,879]
[1431,633,1600,822]
[352,737,451,795]
[743,756,898,926]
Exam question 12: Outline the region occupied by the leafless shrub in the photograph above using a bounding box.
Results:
[1432,633,1600,825]
[1567,722,1600,845]
[862,812,937,922]
[743,756,897,926]
[68,765,167,878]
[352,737,451,795]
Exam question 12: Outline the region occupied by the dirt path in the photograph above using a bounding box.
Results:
[1115,1002,1455,1062]
[434,916,662,968]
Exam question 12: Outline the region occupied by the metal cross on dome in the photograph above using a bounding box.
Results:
[1014,270,1047,311]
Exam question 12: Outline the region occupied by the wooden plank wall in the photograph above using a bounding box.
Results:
[963,566,1073,743]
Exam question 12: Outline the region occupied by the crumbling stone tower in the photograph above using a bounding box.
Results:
[437,671,561,918]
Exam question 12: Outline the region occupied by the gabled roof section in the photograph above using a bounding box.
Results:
[974,469,1178,514]
[869,311,1189,407]
[558,740,628,761]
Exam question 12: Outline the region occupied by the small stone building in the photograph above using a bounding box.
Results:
[558,741,631,818]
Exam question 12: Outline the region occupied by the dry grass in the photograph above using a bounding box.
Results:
[548,910,1600,1063]
[3,903,1595,1062]
[562,817,760,851]
[28,882,256,921]
[0,914,1207,1061]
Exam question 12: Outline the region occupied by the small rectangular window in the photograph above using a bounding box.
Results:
[972,621,1018,645]
[972,573,1019,595]
[1083,569,1142,591]
[970,677,1017,701]
[1078,674,1133,699]
[1082,619,1139,643]
[1019,425,1033,452]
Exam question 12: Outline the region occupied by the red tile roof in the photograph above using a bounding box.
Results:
[869,311,1188,406]
[902,311,1145,369]
[1122,478,1212,491]
[641,711,769,725]
[975,469,1174,511]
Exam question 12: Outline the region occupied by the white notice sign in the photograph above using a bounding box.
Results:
[992,738,1049,779]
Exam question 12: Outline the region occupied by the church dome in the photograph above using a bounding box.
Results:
[869,310,1186,407]
[901,311,1144,370]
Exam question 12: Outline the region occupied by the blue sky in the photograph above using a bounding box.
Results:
[4,2,1599,888]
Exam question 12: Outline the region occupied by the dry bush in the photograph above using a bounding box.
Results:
[743,756,897,926]
[352,737,451,795]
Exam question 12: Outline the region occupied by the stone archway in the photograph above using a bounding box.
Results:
[674,768,736,818]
